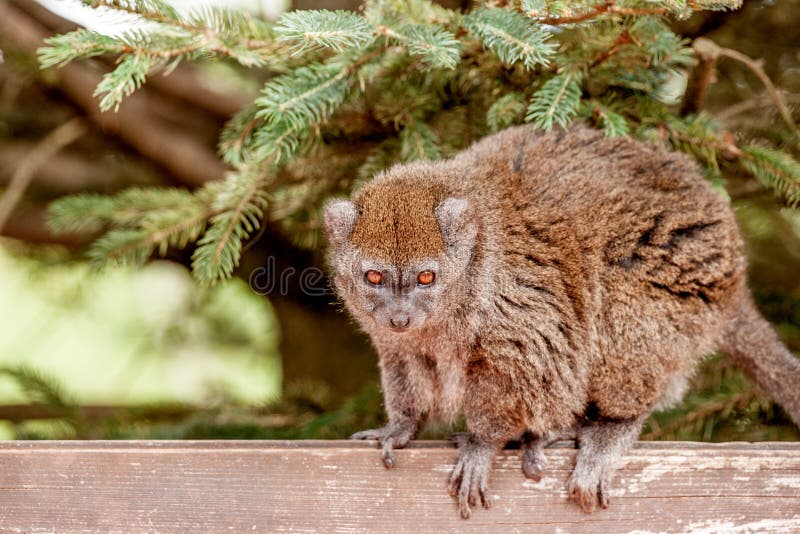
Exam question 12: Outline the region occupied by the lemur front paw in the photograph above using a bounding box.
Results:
[350,422,415,469]
[566,468,611,513]
[447,434,495,519]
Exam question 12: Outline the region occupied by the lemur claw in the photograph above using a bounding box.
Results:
[350,424,413,469]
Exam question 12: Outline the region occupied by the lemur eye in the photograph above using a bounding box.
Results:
[365,270,383,285]
[417,270,435,286]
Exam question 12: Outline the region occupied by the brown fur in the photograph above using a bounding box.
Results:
[324,124,800,518]
[350,178,448,263]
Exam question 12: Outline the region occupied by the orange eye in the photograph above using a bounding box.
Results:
[365,270,383,285]
[417,270,435,286]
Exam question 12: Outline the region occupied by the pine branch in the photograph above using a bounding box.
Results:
[185,5,274,41]
[250,119,314,166]
[368,66,442,127]
[116,187,210,219]
[84,0,183,25]
[38,29,127,68]
[275,10,375,53]
[143,207,213,256]
[519,0,553,19]
[38,1,279,112]
[85,206,212,268]
[87,0,275,47]
[191,170,270,284]
[51,4,276,62]
[87,228,158,267]
[487,93,527,132]
[0,365,76,410]
[540,3,666,24]
[464,8,555,70]
[631,17,694,70]
[252,48,387,165]
[653,113,729,175]
[533,0,742,25]
[526,69,584,130]
[598,109,629,137]
[218,105,263,167]
[739,146,800,208]
[256,62,354,130]
[688,0,745,11]
[376,23,460,70]
[364,0,457,28]
[587,29,634,70]
[182,6,276,66]
[47,187,201,234]
[48,187,216,267]
[47,194,119,233]
[583,100,629,137]
[94,53,152,112]
[399,119,441,161]
[38,0,798,290]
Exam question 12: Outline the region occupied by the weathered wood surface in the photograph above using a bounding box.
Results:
[0,440,799,533]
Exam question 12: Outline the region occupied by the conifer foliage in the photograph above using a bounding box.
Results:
[39,0,800,284]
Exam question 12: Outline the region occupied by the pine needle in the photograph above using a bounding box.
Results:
[464,8,555,70]
[526,69,584,130]
[191,170,270,284]
[37,0,785,286]
[740,146,800,208]
[275,10,375,53]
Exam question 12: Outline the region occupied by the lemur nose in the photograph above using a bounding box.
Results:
[390,316,410,329]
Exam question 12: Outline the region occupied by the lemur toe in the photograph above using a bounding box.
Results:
[567,475,601,513]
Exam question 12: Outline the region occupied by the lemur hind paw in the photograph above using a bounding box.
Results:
[521,446,545,482]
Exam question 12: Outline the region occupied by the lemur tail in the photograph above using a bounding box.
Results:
[719,295,800,427]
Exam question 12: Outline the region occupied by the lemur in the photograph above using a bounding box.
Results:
[323,125,800,518]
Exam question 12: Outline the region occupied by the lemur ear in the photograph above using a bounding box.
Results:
[436,197,477,250]
[323,199,357,246]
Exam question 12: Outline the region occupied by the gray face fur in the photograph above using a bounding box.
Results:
[350,257,442,332]
[323,196,476,335]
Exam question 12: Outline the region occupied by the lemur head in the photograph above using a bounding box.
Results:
[323,166,477,334]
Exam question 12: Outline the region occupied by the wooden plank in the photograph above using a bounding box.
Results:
[0,441,799,533]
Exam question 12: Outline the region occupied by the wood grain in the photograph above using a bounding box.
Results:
[0,441,799,533]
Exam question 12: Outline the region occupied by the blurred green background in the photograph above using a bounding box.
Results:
[0,0,798,442]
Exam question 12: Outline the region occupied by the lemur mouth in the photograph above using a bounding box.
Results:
[389,325,410,333]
